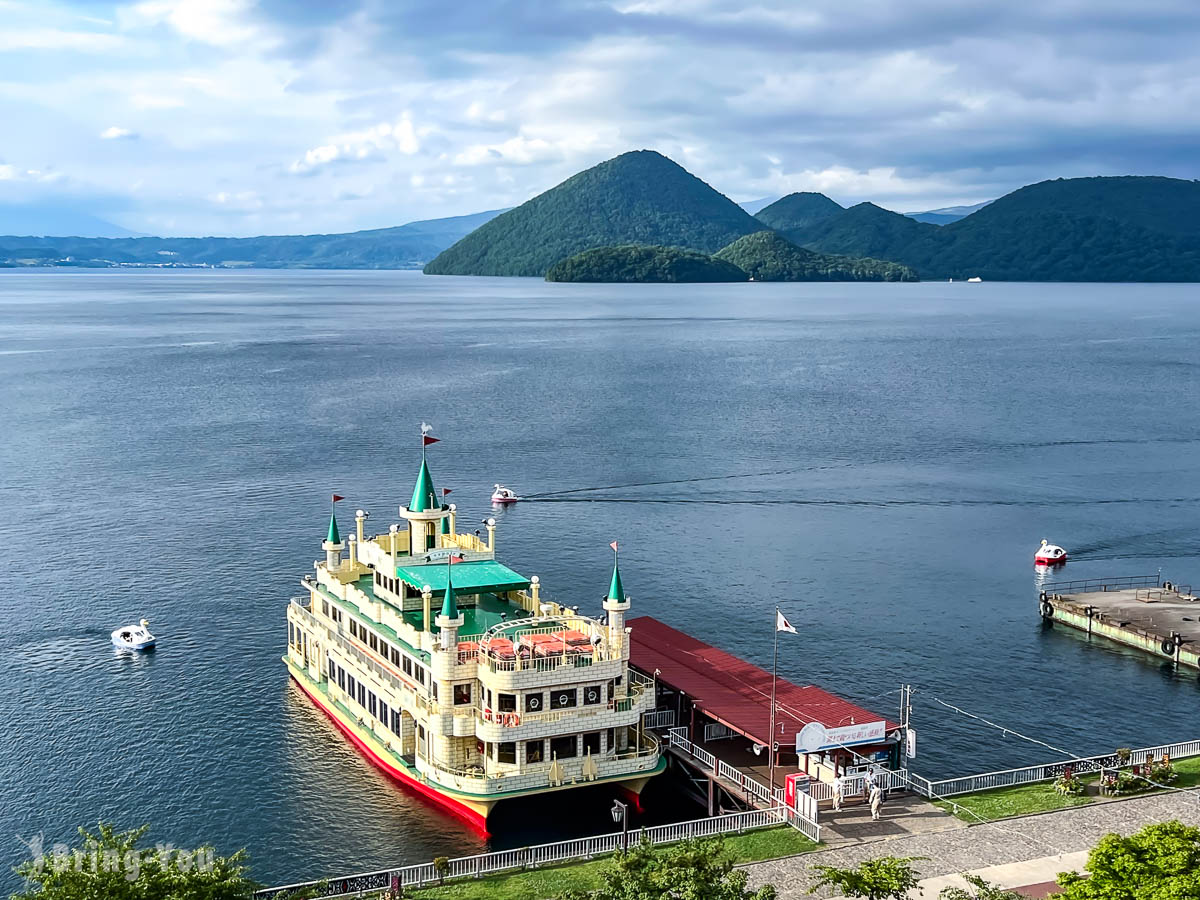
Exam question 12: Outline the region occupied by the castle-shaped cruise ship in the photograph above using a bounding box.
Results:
[284,446,664,829]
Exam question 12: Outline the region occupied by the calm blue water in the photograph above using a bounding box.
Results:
[2,270,1199,887]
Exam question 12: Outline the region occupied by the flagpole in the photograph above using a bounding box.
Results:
[769,606,779,794]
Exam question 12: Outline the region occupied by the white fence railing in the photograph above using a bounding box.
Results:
[704,722,736,742]
[918,738,1200,798]
[643,709,678,730]
[664,727,821,841]
[256,807,795,899]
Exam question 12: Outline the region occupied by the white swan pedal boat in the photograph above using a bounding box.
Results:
[1034,540,1068,566]
[112,619,156,651]
[490,484,520,504]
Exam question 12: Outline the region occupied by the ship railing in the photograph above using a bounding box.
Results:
[440,532,489,553]
[916,739,1200,799]
[1042,574,1162,596]
[642,708,678,730]
[477,687,653,728]
[289,600,430,714]
[254,806,797,898]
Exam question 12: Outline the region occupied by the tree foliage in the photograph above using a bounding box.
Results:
[1055,820,1200,900]
[771,176,1200,282]
[426,150,764,276]
[753,192,844,234]
[10,823,264,900]
[938,874,1024,900]
[714,230,917,281]
[545,244,749,283]
[557,837,775,900]
[807,856,925,900]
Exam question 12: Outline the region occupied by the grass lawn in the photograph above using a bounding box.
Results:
[935,755,1200,823]
[408,827,819,900]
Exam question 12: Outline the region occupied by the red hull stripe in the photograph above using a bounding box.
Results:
[291,675,491,834]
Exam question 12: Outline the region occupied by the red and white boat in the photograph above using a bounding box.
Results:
[1035,539,1067,566]
[490,484,520,504]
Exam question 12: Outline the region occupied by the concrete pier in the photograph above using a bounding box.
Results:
[1040,576,1199,669]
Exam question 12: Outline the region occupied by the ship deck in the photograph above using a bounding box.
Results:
[1046,584,1200,644]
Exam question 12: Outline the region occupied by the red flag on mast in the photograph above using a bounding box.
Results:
[610,541,619,552]
[423,435,440,446]
[332,494,344,503]
[442,488,452,495]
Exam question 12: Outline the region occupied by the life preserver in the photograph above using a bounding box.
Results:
[1040,602,1054,619]
[483,708,493,722]
[1162,640,1176,656]
[508,713,520,726]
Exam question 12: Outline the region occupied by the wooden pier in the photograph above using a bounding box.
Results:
[1040,575,1199,669]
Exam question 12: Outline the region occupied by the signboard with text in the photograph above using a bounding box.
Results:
[796,720,888,753]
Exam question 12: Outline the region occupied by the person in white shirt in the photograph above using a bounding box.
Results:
[869,783,883,820]
[832,774,845,811]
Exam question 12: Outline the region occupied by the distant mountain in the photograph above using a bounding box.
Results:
[753,193,845,240]
[714,231,917,282]
[424,150,765,276]
[0,204,142,238]
[545,245,748,283]
[0,208,507,269]
[779,177,1200,281]
[904,201,992,225]
[738,197,777,215]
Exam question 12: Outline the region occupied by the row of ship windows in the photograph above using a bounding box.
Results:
[341,610,428,687]
[474,683,614,713]
[485,730,614,765]
[329,659,428,745]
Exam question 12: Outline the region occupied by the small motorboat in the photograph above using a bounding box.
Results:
[1035,540,1068,566]
[967,276,983,283]
[112,619,156,651]
[491,484,520,504]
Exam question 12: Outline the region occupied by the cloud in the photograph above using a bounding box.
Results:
[100,126,138,140]
[289,116,421,174]
[5,0,1200,234]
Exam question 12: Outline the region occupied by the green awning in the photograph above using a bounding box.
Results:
[395,560,530,596]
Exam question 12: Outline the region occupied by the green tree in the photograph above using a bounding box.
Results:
[808,856,924,900]
[11,823,264,900]
[558,836,775,900]
[938,874,1024,900]
[1056,820,1200,899]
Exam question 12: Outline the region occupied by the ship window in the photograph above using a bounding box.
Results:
[415,666,425,685]
[486,688,493,709]
[551,735,578,759]
[287,623,294,646]
[403,657,413,676]
[379,700,388,724]
[338,668,346,691]
[390,709,401,735]
[498,742,516,764]
[607,681,615,702]
[525,693,544,713]
[526,741,544,764]
[551,689,577,710]
[583,732,601,756]
[454,683,472,706]
[417,724,425,741]
[498,693,516,713]
[368,693,377,717]
[322,599,330,617]
[369,633,378,652]
[431,682,438,702]
[583,685,602,706]
[346,674,357,697]
[390,647,400,667]
[328,658,336,680]
[358,684,366,707]
[606,728,615,752]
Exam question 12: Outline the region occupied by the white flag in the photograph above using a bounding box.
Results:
[776,609,797,634]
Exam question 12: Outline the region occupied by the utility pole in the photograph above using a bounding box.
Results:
[899,684,912,771]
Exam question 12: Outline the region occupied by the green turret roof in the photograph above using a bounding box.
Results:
[327,512,340,544]
[410,456,439,512]
[441,514,450,535]
[607,562,625,602]
[440,566,458,619]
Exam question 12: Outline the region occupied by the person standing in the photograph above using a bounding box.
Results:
[869,783,883,821]
[832,773,845,811]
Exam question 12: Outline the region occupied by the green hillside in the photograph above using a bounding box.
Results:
[779,177,1200,281]
[714,231,917,281]
[424,150,764,276]
[545,245,748,283]
[753,192,844,238]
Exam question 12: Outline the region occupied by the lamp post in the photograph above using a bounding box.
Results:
[611,799,628,854]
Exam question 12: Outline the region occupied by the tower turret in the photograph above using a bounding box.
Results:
[322,499,345,570]
[399,441,450,556]
[435,563,464,650]
[602,547,631,656]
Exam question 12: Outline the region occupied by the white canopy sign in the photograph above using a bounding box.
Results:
[796,720,888,753]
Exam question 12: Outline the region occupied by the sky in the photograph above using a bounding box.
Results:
[1,0,1198,237]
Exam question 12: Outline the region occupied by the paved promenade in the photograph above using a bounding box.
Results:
[745,791,1200,898]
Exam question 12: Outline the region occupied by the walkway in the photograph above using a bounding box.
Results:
[744,791,1200,898]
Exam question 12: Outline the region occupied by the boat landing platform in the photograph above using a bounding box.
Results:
[1041,576,1200,669]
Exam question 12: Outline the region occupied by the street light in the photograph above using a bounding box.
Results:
[611,799,629,854]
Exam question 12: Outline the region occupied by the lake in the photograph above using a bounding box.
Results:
[1,270,1199,887]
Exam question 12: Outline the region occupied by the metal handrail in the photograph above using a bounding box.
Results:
[1043,574,1161,595]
